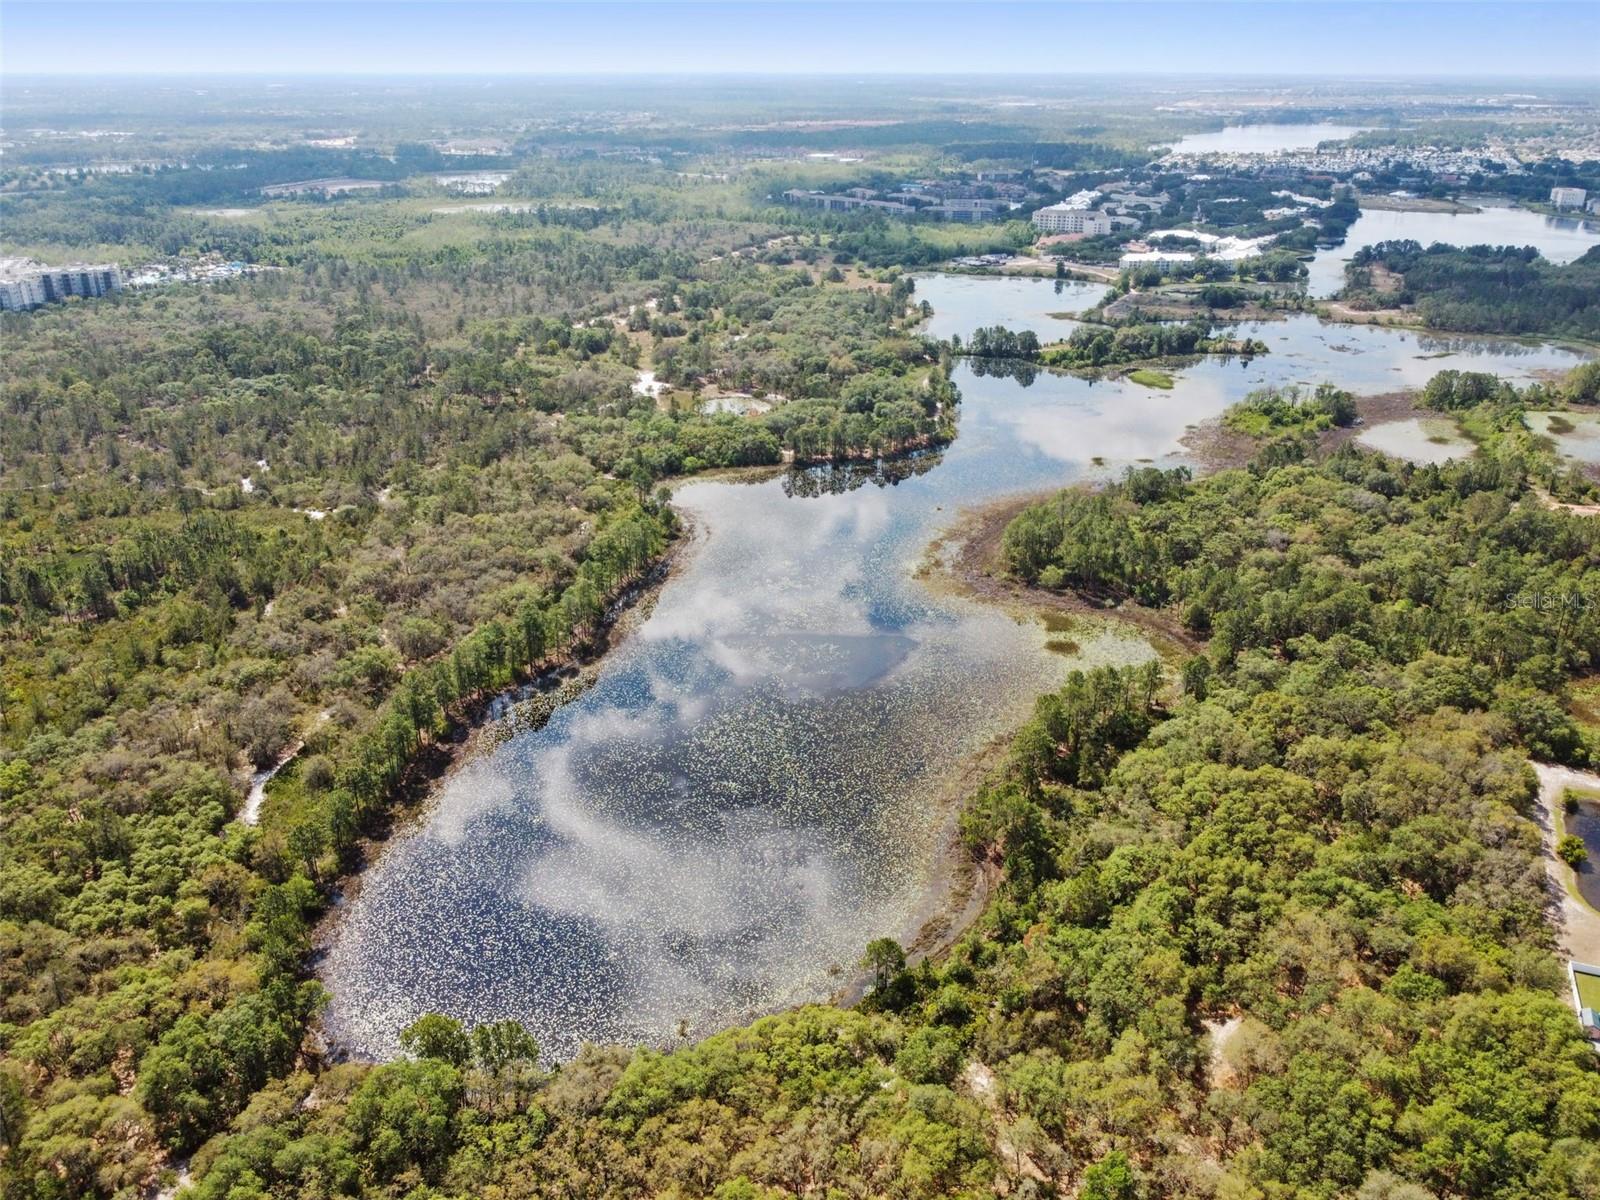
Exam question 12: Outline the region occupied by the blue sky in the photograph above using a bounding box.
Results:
[3,2,1595,78]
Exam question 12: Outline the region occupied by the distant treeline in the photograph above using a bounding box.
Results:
[4,143,508,202]
[729,120,1026,152]
[946,141,1150,170]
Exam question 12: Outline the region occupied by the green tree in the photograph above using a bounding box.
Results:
[346,1059,464,1183]
[401,1012,472,1067]
[1557,834,1588,868]
[1082,1150,1138,1200]
[862,937,907,992]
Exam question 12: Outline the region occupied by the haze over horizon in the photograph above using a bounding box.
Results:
[4,0,1598,80]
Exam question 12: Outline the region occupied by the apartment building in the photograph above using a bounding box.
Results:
[1031,203,1113,236]
[0,263,123,311]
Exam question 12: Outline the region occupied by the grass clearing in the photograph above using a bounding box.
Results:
[1127,368,1175,389]
[1576,966,1600,1010]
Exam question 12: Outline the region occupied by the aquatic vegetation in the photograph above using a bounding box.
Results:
[1126,368,1174,389]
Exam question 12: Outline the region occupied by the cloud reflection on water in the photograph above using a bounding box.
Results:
[320,276,1589,1061]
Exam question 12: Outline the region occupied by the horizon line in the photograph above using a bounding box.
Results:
[6,69,1597,81]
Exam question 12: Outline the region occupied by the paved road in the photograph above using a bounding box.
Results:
[1531,763,1600,968]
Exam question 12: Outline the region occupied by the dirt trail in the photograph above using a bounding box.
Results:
[1533,486,1600,518]
[997,257,1120,283]
[1530,763,1600,967]
[962,1060,1048,1186]
[1203,1015,1243,1089]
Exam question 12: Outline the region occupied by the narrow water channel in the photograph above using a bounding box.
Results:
[319,275,1593,1061]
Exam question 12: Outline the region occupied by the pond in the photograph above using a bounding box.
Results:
[1357,417,1475,465]
[1526,410,1600,465]
[1307,202,1600,297]
[1565,793,1600,913]
[1164,123,1372,155]
[319,275,1592,1061]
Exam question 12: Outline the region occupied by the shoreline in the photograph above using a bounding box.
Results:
[861,488,1213,987]
[306,520,699,1024]
[301,307,1579,1062]
[1316,305,1600,356]
[920,492,1206,662]
[1181,389,1454,468]
[881,385,1498,981]
[831,732,1011,1007]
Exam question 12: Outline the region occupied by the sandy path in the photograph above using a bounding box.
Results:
[1533,486,1600,518]
[1203,1015,1244,1089]
[962,1060,1048,1184]
[999,257,1120,283]
[1530,763,1600,967]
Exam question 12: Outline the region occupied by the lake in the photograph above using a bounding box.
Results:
[1307,202,1600,297]
[1166,123,1371,155]
[319,275,1592,1062]
[916,273,1109,342]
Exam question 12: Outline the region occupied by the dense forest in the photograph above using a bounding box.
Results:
[5,83,1600,1200]
[1340,241,1600,339]
[0,185,962,1198]
[13,432,1600,1200]
[973,443,1600,1199]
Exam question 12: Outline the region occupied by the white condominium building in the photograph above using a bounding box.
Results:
[0,263,124,311]
[1031,203,1113,236]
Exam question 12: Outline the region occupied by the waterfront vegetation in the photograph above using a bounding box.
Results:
[64,429,1600,1200]
[953,320,1269,374]
[1342,240,1600,339]
[1116,248,1309,291]
[1126,368,1174,389]
[1038,321,1269,370]
[1222,383,1358,437]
